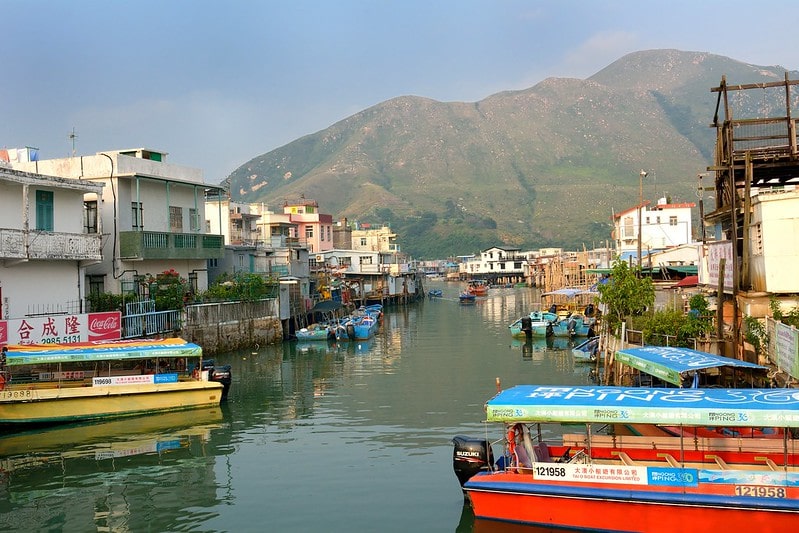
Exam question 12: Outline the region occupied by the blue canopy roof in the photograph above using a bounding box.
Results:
[485,385,799,427]
[5,338,202,365]
[615,346,766,386]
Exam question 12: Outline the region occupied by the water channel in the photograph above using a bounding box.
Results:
[0,283,598,532]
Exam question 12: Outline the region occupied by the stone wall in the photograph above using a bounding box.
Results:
[181,299,283,355]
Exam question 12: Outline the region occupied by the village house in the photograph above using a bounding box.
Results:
[0,164,104,320]
[612,197,695,266]
[11,148,225,297]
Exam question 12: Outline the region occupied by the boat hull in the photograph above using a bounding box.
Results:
[0,381,225,425]
[466,471,799,532]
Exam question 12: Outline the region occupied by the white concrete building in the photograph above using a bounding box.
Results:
[613,198,695,262]
[12,149,224,296]
[0,166,104,319]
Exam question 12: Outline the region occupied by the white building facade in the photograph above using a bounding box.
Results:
[0,167,104,319]
[13,149,224,296]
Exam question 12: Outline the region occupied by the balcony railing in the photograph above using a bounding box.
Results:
[120,231,224,260]
[0,228,102,261]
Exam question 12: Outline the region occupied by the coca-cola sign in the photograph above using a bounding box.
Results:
[88,312,121,341]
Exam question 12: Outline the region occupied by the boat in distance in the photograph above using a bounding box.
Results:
[0,338,229,426]
[453,385,799,532]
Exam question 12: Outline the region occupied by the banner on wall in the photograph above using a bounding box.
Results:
[703,241,734,292]
[773,319,799,380]
[0,311,121,345]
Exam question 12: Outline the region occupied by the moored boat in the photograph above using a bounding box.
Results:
[295,323,336,342]
[453,385,799,531]
[508,311,559,338]
[0,338,229,426]
[571,335,600,362]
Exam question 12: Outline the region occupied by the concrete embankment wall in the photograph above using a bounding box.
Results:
[181,299,282,355]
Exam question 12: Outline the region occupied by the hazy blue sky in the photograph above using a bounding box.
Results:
[4,0,799,184]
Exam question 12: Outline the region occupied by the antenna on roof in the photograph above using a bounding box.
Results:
[69,127,78,157]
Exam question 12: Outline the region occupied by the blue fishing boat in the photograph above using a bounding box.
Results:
[571,335,600,362]
[295,323,336,341]
[459,292,476,303]
[508,311,559,338]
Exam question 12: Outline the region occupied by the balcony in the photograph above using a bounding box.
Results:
[0,228,102,261]
[120,231,224,260]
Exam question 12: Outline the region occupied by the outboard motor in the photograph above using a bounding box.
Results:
[452,435,494,489]
[202,359,232,400]
[520,316,532,339]
[346,323,356,340]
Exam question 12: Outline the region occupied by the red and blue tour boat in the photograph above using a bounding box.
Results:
[453,385,799,532]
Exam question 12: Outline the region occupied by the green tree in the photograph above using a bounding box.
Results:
[597,260,655,331]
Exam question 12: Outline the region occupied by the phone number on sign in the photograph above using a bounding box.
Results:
[39,335,82,344]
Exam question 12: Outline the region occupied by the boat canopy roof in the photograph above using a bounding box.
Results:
[615,346,766,386]
[541,288,598,298]
[5,338,202,365]
[485,385,799,428]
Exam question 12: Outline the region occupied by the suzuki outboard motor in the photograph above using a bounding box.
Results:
[452,435,494,489]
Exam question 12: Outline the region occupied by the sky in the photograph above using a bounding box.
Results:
[5,0,799,185]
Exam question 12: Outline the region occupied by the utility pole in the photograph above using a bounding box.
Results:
[69,127,78,157]
[638,169,647,275]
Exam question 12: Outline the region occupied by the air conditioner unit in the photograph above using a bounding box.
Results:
[315,255,324,262]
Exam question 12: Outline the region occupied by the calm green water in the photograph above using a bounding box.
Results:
[0,284,596,532]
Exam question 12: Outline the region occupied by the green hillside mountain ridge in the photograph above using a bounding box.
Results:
[228,49,799,259]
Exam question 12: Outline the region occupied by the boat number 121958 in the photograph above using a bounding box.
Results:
[735,485,786,498]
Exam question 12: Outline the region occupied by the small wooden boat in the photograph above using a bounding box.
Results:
[296,323,336,341]
[571,335,600,362]
[0,338,228,426]
[459,292,477,303]
[453,385,799,531]
[508,311,559,338]
[428,289,443,298]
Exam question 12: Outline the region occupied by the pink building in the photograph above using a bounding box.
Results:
[283,199,333,253]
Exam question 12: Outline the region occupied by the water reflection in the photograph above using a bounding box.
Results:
[0,285,603,532]
[0,407,229,531]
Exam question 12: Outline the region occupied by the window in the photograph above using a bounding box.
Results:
[669,216,678,226]
[169,206,183,232]
[189,208,200,232]
[656,216,661,224]
[305,226,314,239]
[132,202,144,230]
[35,190,54,231]
[327,226,331,241]
[360,238,367,246]
[84,200,98,233]
[87,275,105,296]
[360,256,373,265]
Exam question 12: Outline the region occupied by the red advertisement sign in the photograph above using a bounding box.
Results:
[0,311,121,345]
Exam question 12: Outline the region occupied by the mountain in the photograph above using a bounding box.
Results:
[227,50,799,259]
